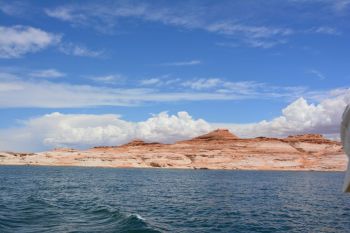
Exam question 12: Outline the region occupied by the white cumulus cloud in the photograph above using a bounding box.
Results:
[1,89,349,152]
[216,89,350,139]
[0,112,212,152]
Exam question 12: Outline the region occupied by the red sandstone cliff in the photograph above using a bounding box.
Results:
[0,129,347,171]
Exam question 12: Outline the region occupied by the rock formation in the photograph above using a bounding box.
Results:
[188,129,239,141]
[0,129,347,171]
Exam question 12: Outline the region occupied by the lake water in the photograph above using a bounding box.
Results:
[0,166,349,232]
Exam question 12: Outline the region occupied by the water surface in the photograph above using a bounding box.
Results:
[0,166,349,232]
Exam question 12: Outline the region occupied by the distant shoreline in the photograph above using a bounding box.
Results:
[0,163,346,172]
[0,129,347,172]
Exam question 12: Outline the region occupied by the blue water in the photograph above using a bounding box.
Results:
[0,166,349,233]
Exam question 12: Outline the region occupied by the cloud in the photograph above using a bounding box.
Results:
[307,26,341,35]
[1,89,349,151]
[45,3,200,31]
[29,69,66,78]
[43,3,297,48]
[216,89,350,139]
[45,3,290,40]
[221,81,263,93]
[181,78,305,100]
[90,74,125,85]
[0,71,328,108]
[45,6,80,22]
[333,0,350,12]
[140,78,161,86]
[308,69,326,80]
[44,1,346,49]
[206,22,293,40]
[138,76,310,101]
[0,72,242,108]
[0,1,27,16]
[140,75,181,86]
[0,82,23,91]
[244,38,288,49]
[59,43,104,57]
[182,78,221,90]
[289,0,350,15]
[0,111,212,151]
[215,42,239,48]
[0,25,61,58]
[0,24,102,59]
[161,60,201,66]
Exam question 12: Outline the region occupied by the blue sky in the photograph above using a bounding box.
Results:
[0,0,350,151]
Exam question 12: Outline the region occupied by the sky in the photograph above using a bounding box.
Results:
[0,0,350,151]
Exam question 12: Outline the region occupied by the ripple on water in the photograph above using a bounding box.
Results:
[0,166,349,232]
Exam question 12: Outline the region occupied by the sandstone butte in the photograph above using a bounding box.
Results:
[0,129,348,171]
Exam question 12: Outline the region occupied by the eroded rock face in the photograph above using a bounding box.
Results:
[189,129,239,141]
[0,129,347,171]
[283,134,337,145]
[53,148,78,152]
[121,140,162,147]
[287,134,325,140]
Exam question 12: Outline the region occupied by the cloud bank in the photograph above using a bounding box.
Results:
[217,89,350,139]
[0,112,212,151]
[0,75,239,108]
[0,89,349,152]
[0,72,315,108]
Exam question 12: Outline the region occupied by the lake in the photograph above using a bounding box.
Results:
[0,166,349,232]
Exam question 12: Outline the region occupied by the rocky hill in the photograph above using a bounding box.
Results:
[0,129,347,171]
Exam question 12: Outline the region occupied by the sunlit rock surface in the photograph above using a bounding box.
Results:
[0,129,347,171]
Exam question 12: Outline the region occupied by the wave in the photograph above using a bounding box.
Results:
[0,200,162,233]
